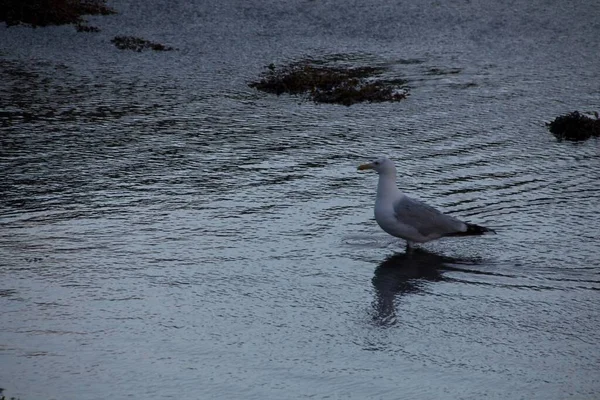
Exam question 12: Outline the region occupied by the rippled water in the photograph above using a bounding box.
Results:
[1,0,599,399]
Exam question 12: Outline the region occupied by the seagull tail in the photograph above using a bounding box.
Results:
[450,222,497,236]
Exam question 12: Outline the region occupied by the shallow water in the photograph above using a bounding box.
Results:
[1,0,599,399]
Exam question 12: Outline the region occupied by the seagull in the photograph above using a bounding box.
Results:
[358,157,495,251]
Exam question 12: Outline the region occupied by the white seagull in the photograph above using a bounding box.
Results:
[358,157,495,251]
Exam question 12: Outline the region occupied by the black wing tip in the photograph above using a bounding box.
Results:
[466,223,496,235]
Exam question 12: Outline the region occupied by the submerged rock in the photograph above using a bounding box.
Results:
[249,59,408,106]
[547,111,600,141]
[111,36,174,52]
[0,0,115,28]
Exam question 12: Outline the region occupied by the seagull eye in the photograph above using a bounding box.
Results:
[374,161,380,165]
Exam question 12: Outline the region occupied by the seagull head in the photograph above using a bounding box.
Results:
[358,157,396,175]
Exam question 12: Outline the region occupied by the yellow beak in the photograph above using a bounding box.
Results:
[358,163,373,170]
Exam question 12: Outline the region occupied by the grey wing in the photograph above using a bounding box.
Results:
[393,196,466,237]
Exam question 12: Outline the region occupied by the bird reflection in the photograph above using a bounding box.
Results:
[372,249,477,326]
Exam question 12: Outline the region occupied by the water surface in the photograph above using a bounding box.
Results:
[1,0,599,399]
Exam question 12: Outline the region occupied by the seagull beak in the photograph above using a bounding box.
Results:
[358,163,373,171]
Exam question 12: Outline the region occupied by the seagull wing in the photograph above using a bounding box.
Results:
[393,196,466,238]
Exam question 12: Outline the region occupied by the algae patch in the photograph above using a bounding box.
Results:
[111,36,175,52]
[249,60,409,106]
[547,111,600,141]
[0,0,115,29]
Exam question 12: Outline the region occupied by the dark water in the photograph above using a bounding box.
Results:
[1,0,599,399]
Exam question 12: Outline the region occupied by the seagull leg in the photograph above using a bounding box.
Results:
[405,241,414,254]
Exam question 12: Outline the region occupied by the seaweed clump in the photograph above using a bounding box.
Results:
[111,36,174,52]
[547,111,600,141]
[75,23,100,32]
[0,0,115,28]
[249,60,408,106]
